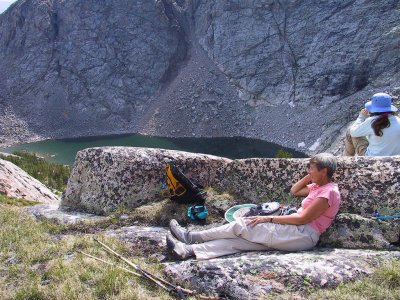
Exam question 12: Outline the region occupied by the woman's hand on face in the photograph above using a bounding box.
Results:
[245,216,270,228]
[360,108,369,117]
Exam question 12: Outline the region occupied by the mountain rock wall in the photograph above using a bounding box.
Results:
[0,0,181,139]
[1,0,400,153]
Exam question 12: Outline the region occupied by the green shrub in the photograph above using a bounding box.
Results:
[0,151,70,191]
[276,149,293,158]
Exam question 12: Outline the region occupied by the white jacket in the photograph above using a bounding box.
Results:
[350,114,400,156]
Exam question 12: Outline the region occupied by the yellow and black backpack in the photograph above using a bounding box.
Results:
[164,160,207,205]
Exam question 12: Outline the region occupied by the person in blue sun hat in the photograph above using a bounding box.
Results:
[343,92,400,156]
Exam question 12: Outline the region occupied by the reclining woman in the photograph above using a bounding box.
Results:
[166,153,341,260]
[343,92,400,156]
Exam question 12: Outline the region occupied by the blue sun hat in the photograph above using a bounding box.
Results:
[365,93,397,113]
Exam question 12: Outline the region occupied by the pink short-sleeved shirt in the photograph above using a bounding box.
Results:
[297,182,341,234]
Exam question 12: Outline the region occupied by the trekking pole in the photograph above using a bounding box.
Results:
[94,238,187,293]
[94,238,175,287]
[80,250,174,293]
[94,238,172,292]
[93,238,219,299]
[79,251,204,299]
[78,251,142,277]
[79,250,184,295]
[371,214,400,219]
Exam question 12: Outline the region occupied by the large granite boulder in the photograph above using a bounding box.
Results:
[61,147,230,214]
[0,158,59,203]
[320,213,400,250]
[222,156,400,216]
[62,147,400,217]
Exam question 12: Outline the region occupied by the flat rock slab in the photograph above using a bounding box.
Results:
[102,225,400,299]
[106,225,169,261]
[164,249,400,299]
[26,204,106,224]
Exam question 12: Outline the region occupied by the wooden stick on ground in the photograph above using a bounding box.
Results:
[93,238,219,300]
[93,238,173,292]
[78,251,142,277]
[94,239,178,287]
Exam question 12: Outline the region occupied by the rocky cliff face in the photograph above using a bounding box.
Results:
[1,0,399,153]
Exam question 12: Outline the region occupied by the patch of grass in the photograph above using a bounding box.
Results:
[121,188,300,227]
[374,260,400,290]
[39,219,70,235]
[115,199,194,227]
[309,259,400,300]
[14,286,46,300]
[0,194,38,207]
[113,189,236,228]
[0,151,70,191]
[0,205,175,300]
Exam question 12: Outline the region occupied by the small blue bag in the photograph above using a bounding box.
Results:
[188,205,208,221]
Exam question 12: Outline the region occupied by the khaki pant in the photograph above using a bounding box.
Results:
[343,128,368,156]
[191,218,320,260]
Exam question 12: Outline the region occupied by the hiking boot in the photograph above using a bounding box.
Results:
[166,233,194,260]
[169,219,191,244]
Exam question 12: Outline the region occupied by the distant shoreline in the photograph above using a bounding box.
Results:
[0,134,308,166]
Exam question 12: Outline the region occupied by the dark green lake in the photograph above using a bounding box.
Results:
[0,135,307,165]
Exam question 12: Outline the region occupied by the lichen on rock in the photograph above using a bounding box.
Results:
[320,213,400,250]
[61,147,231,214]
[61,147,400,219]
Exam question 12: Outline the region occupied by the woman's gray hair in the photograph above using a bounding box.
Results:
[309,153,337,178]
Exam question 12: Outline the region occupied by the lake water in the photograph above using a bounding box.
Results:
[0,134,307,165]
